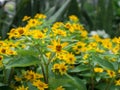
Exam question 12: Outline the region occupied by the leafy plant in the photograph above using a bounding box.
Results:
[0,13,120,90]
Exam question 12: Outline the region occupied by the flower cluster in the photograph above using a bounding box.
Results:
[0,13,120,90]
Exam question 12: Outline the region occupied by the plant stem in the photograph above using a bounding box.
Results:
[40,64,47,83]
[89,54,95,90]
[8,68,14,84]
[3,67,7,84]
[104,78,114,90]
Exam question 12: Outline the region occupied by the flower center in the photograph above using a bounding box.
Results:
[56,45,62,52]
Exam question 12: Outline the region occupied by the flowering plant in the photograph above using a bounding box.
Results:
[0,13,120,90]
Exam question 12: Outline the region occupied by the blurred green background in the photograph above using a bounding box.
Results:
[0,0,120,39]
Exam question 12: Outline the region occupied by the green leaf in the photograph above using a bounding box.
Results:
[0,83,6,87]
[49,0,71,23]
[92,55,115,71]
[6,55,40,69]
[49,73,87,90]
[27,82,38,90]
[17,48,39,56]
[65,74,87,90]
[69,65,89,73]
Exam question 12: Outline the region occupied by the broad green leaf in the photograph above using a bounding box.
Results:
[49,0,71,23]
[6,55,40,69]
[27,82,38,90]
[65,74,87,90]
[0,83,6,87]
[79,73,92,77]
[69,65,89,73]
[92,55,115,71]
[45,6,56,18]
[49,74,87,90]
[17,49,39,56]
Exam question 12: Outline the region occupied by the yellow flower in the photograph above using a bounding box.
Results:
[52,22,64,29]
[23,70,43,82]
[31,30,46,39]
[27,19,41,27]
[16,85,28,90]
[55,86,65,90]
[34,13,47,19]
[22,16,31,21]
[65,52,76,64]
[102,39,112,50]
[14,75,22,82]
[107,70,116,78]
[33,80,48,90]
[64,22,71,29]
[111,45,119,54]
[83,54,89,60]
[7,41,18,48]
[52,63,60,73]
[94,67,104,73]
[8,28,21,39]
[115,79,120,86]
[69,15,79,22]
[53,29,67,37]
[6,49,17,55]
[0,41,7,46]
[81,30,88,37]
[0,47,8,54]
[17,27,28,36]
[57,52,66,60]
[59,63,67,75]
[45,52,51,59]
[48,39,68,53]
[112,37,120,44]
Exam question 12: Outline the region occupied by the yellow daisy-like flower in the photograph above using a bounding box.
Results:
[48,39,68,53]
[81,30,88,38]
[31,30,46,39]
[55,86,65,90]
[16,85,28,90]
[52,63,60,73]
[59,63,67,75]
[107,70,116,78]
[23,70,43,82]
[0,47,8,54]
[69,15,79,22]
[57,52,67,60]
[65,52,76,64]
[27,19,41,27]
[115,79,120,86]
[22,15,31,21]
[34,13,47,19]
[33,80,48,90]
[14,75,22,82]
[53,29,67,37]
[94,67,104,73]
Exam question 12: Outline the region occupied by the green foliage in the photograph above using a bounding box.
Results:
[5,55,40,69]
[92,54,115,71]
[0,0,120,39]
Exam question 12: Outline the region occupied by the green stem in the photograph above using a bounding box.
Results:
[104,78,115,90]
[45,53,56,84]
[8,68,14,84]
[3,67,7,84]
[89,54,95,90]
[40,64,47,83]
